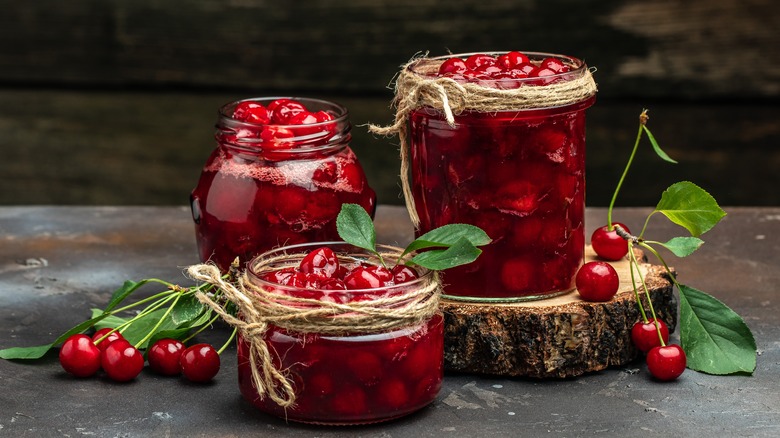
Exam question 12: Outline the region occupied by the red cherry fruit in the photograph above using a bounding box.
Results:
[299,247,340,277]
[631,319,670,353]
[363,265,393,283]
[391,265,419,284]
[516,63,538,76]
[287,110,319,126]
[180,343,221,383]
[148,338,185,376]
[496,51,529,69]
[575,261,619,302]
[540,57,570,73]
[101,339,144,382]
[92,327,123,352]
[270,100,307,125]
[267,98,293,112]
[591,223,631,261]
[438,58,468,76]
[233,101,271,124]
[646,344,686,381]
[375,378,410,410]
[59,334,102,378]
[474,64,503,77]
[464,54,496,70]
[344,266,385,290]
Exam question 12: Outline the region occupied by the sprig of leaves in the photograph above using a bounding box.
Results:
[336,203,491,271]
[610,110,755,376]
[0,278,232,361]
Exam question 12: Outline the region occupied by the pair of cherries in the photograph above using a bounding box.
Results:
[576,223,686,381]
[58,329,220,383]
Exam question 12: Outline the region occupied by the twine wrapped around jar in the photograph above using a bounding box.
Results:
[186,253,441,408]
[368,53,598,227]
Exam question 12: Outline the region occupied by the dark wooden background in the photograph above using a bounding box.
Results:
[1,0,778,207]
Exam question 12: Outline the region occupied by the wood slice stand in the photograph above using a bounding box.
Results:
[441,247,677,378]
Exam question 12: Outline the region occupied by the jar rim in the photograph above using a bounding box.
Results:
[218,96,349,128]
[246,241,434,294]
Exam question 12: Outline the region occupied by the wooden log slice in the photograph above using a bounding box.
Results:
[441,247,677,378]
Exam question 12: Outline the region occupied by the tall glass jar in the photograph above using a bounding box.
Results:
[237,242,443,425]
[407,52,596,301]
[190,97,376,271]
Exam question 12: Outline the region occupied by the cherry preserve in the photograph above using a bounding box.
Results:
[238,243,443,425]
[408,52,596,301]
[190,98,376,271]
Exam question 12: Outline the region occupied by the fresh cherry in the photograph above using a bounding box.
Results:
[391,265,419,284]
[180,343,220,383]
[101,339,144,382]
[646,344,686,381]
[575,261,619,302]
[631,318,670,353]
[233,101,270,124]
[299,247,339,277]
[591,223,631,261]
[344,266,385,290]
[438,58,468,76]
[92,327,123,352]
[464,54,496,70]
[148,338,185,376]
[59,334,102,378]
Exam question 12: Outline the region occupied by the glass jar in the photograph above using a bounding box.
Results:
[408,52,596,301]
[237,242,443,425]
[190,97,376,271]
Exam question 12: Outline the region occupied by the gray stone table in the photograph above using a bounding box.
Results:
[1,206,778,437]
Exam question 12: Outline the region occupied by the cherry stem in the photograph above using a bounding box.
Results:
[133,290,184,349]
[607,110,647,230]
[628,244,666,346]
[627,245,648,323]
[636,241,676,346]
[217,327,238,355]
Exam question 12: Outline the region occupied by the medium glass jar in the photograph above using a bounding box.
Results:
[190,97,376,271]
[237,242,443,425]
[408,52,596,301]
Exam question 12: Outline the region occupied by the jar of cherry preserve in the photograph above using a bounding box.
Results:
[373,51,597,302]
[190,97,377,271]
[235,242,443,425]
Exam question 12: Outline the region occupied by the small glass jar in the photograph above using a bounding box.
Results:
[190,97,377,271]
[408,52,596,301]
[237,242,443,425]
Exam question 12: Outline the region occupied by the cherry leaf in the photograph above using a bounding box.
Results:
[656,236,704,257]
[336,203,376,254]
[654,181,726,236]
[407,237,482,271]
[678,284,756,375]
[642,125,677,163]
[401,223,491,258]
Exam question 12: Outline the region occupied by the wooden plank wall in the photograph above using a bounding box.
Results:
[1,0,778,207]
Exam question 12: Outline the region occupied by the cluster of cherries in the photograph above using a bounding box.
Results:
[434,51,573,87]
[575,224,686,381]
[259,246,419,301]
[225,98,337,148]
[58,329,220,383]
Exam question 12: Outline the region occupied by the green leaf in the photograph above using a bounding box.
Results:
[105,280,146,312]
[678,284,756,375]
[642,125,677,164]
[408,237,482,271]
[170,295,206,326]
[91,309,127,329]
[654,181,726,236]
[402,223,491,258]
[0,312,114,360]
[336,203,376,253]
[656,236,704,257]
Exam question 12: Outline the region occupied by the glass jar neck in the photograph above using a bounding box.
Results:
[215,97,352,159]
